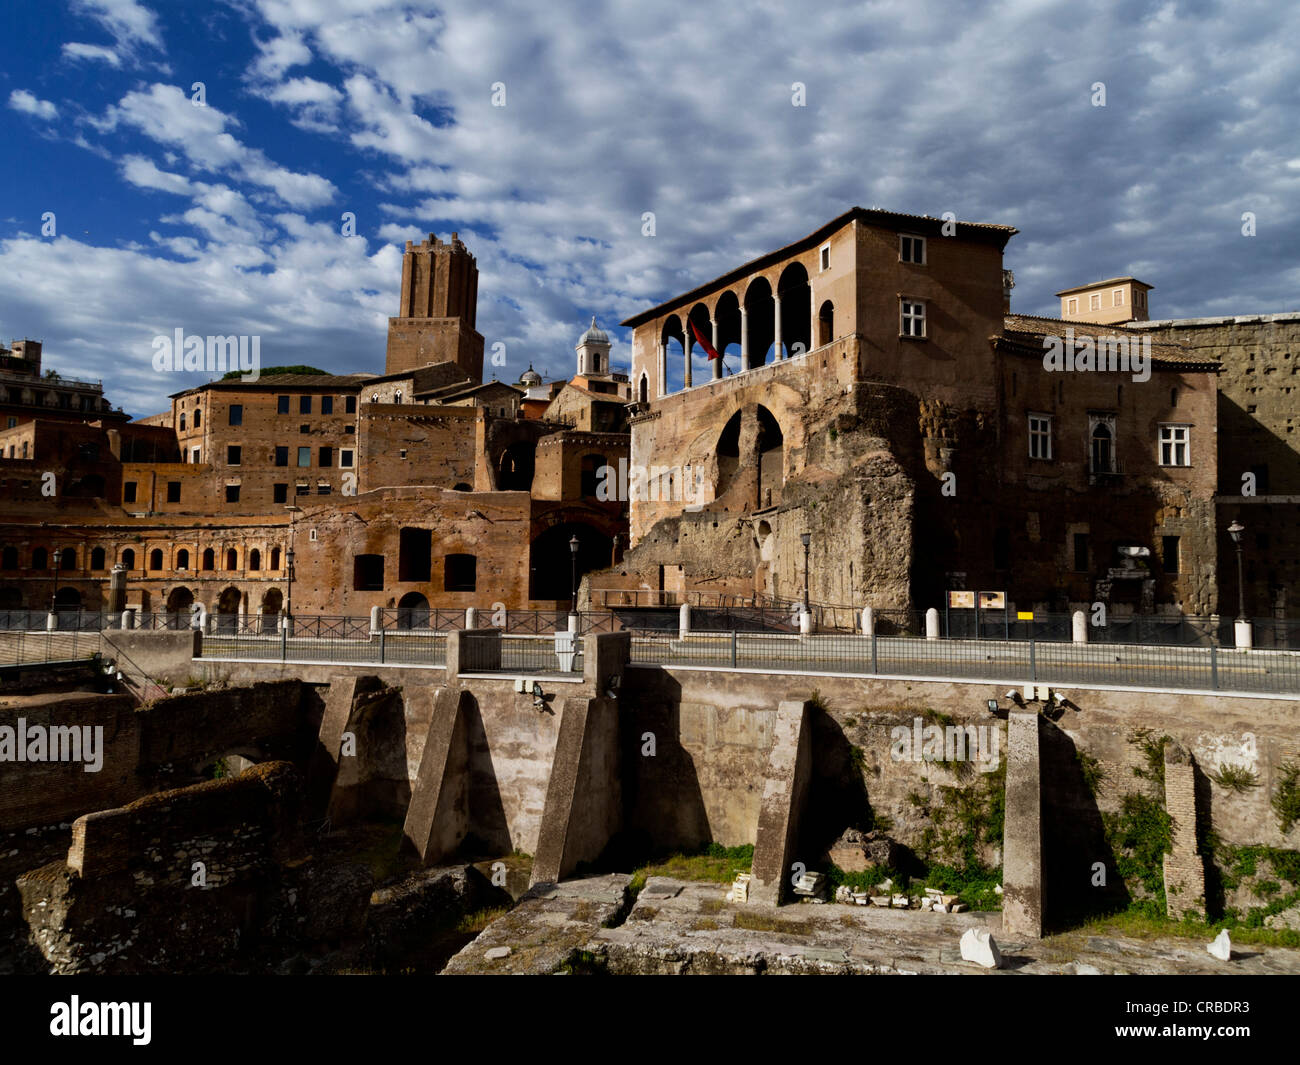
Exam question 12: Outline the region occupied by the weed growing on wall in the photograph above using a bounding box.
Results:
[1208,763,1261,792]
[1272,761,1300,834]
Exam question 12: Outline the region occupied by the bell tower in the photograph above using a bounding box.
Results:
[385,232,485,379]
[575,317,611,376]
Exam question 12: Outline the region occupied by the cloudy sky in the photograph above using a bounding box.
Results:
[1,0,1297,417]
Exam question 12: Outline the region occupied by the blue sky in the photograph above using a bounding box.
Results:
[1,0,1298,418]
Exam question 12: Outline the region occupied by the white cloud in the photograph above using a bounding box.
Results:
[8,90,59,121]
[251,32,312,80]
[61,42,123,67]
[70,0,161,48]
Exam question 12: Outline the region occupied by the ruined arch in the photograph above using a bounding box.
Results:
[260,587,282,633]
[215,585,241,634]
[715,410,743,499]
[756,405,785,508]
[165,586,194,627]
[497,441,535,491]
[528,521,613,603]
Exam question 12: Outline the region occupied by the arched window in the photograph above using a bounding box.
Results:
[270,546,281,570]
[122,548,135,570]
[639,375,648,404]
[1090,422,1113,474]
[193,409,201,427]
[818,300,834,347]
[90,546,106,570]
[202,548,215,571]
[372,393,379,403]
[32,547,48,570]
[249,548,261,571]
[179,412,186,431]
[149,548,164,570]
[1170,387,1178,407]
[60,548,75,571]
[226,548,238,570]
[1,546,16,570]
[176,549,190,570]
[394,390,402,404]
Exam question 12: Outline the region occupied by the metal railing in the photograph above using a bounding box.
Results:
[0,629,102,667]
[627,631,1300,695]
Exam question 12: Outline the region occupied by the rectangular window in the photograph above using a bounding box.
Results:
[321,396,333,414]
[399,527,432,582]
[1067,297,1078,315]
[225,484,240,503]
[299,395,312,414]
[899,235,926,264]
[300,423,310,434]
[297,446,311,467]
[340,449,355,468]
[1028,413,1052,460]
[1073,533,1089,573]
[819,243,830,271]
[277,395,289,414]
[123,481,137,504]
[900,299,926,338]
[227,445,241,465]
[319,446,332,467]
[229,404,243,426]
[275,446,289,467]
[273,483,288,503]
[1159,425,1190,466]
[1113,288,1125,307]
[1162,535,1180,574]
[296,482,309,496]
[345,395,357,414]
[166,481,181,503]
[1136,289,1146,308]
[190,447,200,463]
[316,483,331,495]
[1090,293,1102,311]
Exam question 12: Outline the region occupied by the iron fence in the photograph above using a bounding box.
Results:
[0,629,102,667]
[627,631,1300,695]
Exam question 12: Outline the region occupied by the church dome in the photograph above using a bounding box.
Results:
[578,316,609,346]
[519,363,542,386]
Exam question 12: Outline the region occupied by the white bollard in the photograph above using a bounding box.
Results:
[369,604,382,634]
[861,606,874,636]
[46,611,57,632]
[799,610,812,635]
[679,602,691,639]
[925,607,940,641]
[568,612,579,634]
[1072,610,1088,643]
[465,606,478,629]
[1234,620,1253,650]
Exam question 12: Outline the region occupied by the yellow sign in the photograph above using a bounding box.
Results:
[1017,611,1034,621]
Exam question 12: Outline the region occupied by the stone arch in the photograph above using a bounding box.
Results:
[818,300,834,347]
[215,585,241,634]
[452,482,472,492]
[756,405,785,508]
[202,547,215,571]
[149,548,164,571]
[89,546,106,570]
[165,585,194,626]
[396,590,430,629]
[225,547,239,571]
[121,548,135,571]
[259,587,282,633]
[528,522,612,603]
[249,548,261,571]
[713,290,742,368]
[497,441,535,491]
[777,262,811,358]
[715,410,743,498]
[176,548,190,570]
[743,276,775,368]
[661,314,686,393]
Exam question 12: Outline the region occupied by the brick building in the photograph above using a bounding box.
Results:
[590,207,1256,620]
[0,233,629,624]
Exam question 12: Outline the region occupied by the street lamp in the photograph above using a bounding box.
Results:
[1228,520,1247,622]
[285,505,302,628]
[569,535,580,608]
[800,532,811,613]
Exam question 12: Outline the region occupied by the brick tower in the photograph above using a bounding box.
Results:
[385,232,484,379]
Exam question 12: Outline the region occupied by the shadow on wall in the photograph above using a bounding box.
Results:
[799,708,875,865]
[1039,720,1130,929]
[462,691,513,856]
[612,672,713,855]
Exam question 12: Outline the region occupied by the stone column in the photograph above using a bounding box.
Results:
[1002,711,1043,938]
[683,332,692,388]
[739,307,749,371]
[656,339,666,397]
[1162,741,1207,920]
[773,294,783,360]
[711,317,722,380]
[809,285,817,351]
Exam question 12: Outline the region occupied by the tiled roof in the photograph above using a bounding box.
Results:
[997,316,1218,369]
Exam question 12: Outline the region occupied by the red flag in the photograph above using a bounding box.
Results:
[690,320,722,361]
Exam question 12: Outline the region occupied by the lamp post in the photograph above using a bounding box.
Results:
[800,532,811,613]
[1228,520,1246,622]
[569,535,580,608]
[285,505,302,631]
